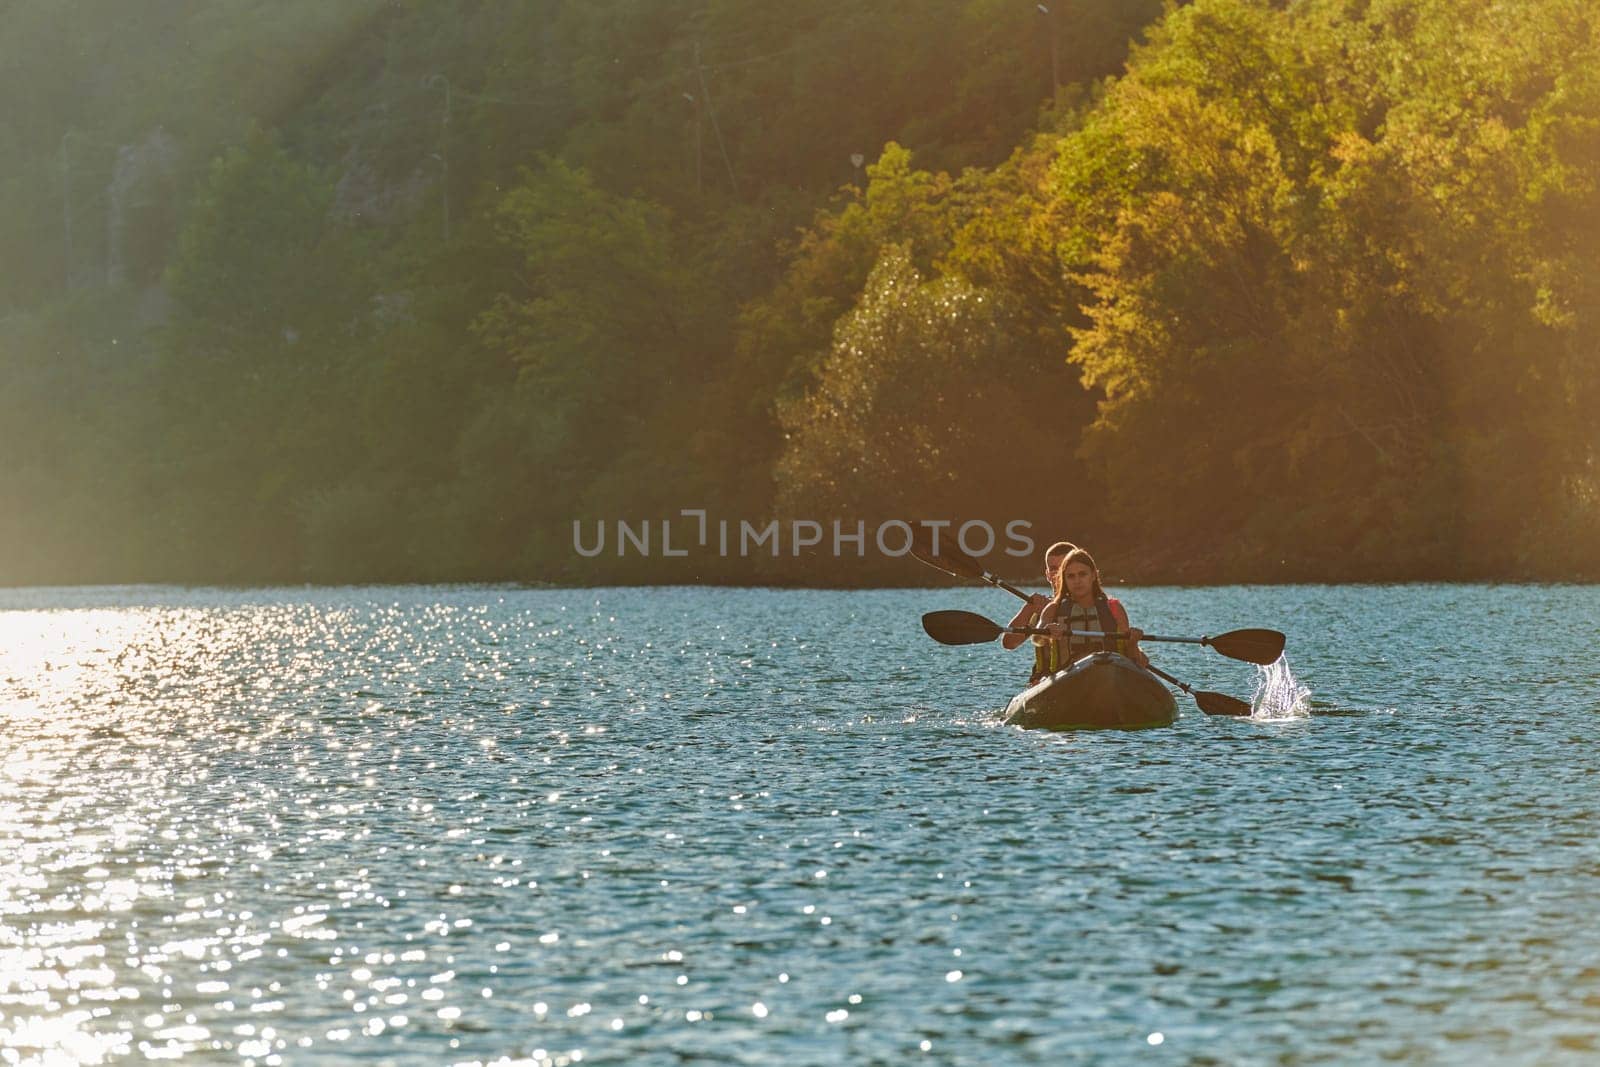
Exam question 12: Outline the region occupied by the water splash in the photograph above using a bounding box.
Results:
[1251,655,1312,720]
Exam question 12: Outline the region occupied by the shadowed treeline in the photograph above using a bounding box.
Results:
[3,0,1597,585]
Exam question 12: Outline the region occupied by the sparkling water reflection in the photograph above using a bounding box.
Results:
[1,584,1598,1064]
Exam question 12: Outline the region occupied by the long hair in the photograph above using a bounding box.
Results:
[1050,546,1104,607]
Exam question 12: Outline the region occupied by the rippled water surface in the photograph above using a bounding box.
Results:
[2,584,1598,1064]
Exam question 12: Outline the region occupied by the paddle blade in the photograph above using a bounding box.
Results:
[1194,690,1253,717]
[1208,628,1286,665]
[909,530,986,582]
[921,610,1005,646]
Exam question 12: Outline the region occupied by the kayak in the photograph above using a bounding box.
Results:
[1003,651,1178,731]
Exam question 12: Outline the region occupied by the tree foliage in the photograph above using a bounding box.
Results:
[777,245,1039,518]
[3,0,1599,584]
[1050,0,1600,577]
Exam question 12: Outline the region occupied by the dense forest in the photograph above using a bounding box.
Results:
[3,0,1597,586]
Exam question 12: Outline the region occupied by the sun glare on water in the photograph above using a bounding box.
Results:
[0,605,182,1064]
[0,607,162,716]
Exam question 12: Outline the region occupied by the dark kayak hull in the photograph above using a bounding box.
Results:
[1003,651,1177,731]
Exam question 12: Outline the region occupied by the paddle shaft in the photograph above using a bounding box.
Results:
[954,562,1032,602]
[1036,626,1283,664]
[1143,661,1254,717]
[1144,661,1196,695]
[1051,629,1201,646]
[907,539,1034,601]
[987,574,1033,601]
[941,570,1275,656]
[992,627,1145,643]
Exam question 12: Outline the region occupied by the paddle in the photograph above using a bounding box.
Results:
[921,611,1255,718]
[920,610,1283,665]
[911,535,1285,664]
[1143,662,1253,717]
[922,609,1042,646]
[908,530,1033,601]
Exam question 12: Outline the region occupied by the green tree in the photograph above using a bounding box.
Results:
[1048,0,1600,577]
[462,158,711,568]
[157,130,369,579]
[776,244,1053,528]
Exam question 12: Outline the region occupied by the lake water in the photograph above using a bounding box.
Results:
[2,583,1598,1065]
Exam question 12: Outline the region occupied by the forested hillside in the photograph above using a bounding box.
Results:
[3,0,1597,585]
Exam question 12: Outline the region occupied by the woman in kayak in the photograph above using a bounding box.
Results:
[1035,547,1148,674]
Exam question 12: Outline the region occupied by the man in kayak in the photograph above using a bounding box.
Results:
[1035,546,1149,676]
[1002,540,1074,682]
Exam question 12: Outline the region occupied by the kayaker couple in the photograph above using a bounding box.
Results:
[1001,541,1149,683]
